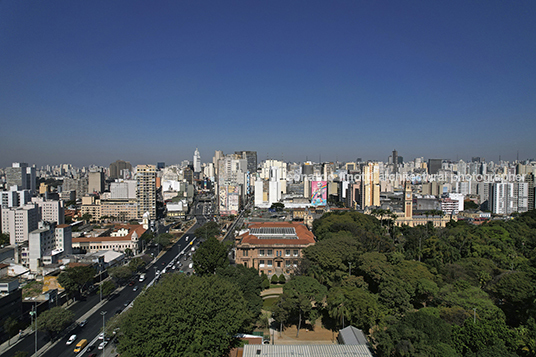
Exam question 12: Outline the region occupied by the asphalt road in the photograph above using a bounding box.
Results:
[2,200,213,357]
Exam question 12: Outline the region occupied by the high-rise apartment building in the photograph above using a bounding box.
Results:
[110,180,137,199]
[526,173,535,210]
[392,150,398,173]
[62,177,88,199]
[5,163,36,192]
[109,160,132,180]
[32,197,65,225]
[489,182,528,214]
[428,159,442,175]
[1,204,39,245]
[1,186,31,209]
[235,151,258,173]
[193,148,201,173]
[136,165,156,219]
[88,170,105,194]
[361,163,380,208]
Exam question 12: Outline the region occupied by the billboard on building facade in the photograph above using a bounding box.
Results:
[311,181,327,206]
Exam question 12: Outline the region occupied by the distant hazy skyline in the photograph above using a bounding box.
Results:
[1,1,535,168]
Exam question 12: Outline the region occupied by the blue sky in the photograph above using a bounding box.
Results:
[1,0,535,167]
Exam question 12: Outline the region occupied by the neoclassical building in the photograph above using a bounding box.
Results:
[235,222,316,277]
[394,182,454,228]
[72,224,145,254]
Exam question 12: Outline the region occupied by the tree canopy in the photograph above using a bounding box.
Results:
[216,264,263,328]
[0,232,9,246]
[36,307,74,338]
[292,210,536,356]
[57,265,95,296]
[118,274,250,357]
[278,276,327,337]
[192,236,230,276]
[194,221,221,240]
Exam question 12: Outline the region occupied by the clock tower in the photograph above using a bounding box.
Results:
[404,181,413,219]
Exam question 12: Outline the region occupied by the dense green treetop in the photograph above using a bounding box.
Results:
[192,236,230,276]
[194,221,221,240]
[216,264,263,328]
[57,265,95,295]
[312,211,382,241]
[36,307,74,338]
[118,274,249,357]
[108,265,133,282]
[375,310,459,357]
[296,210,536,355]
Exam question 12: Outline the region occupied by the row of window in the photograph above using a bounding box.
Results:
[258,260,298,268]
[258,249,299,257]
[88,244,134,250]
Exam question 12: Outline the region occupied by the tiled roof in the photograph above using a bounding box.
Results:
[239,222,315,246]
[72,224,146,243]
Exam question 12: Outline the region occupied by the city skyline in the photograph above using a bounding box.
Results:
[1,1,535,168]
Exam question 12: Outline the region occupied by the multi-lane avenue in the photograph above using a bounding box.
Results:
[3,198,213,357]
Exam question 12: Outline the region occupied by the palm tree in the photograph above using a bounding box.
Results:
[328,291,350,330]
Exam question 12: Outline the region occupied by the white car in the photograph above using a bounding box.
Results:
[66,334,77,345]
[98,332,105,340]
[98,340,108,350]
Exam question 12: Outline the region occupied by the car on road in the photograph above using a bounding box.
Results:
[124,300,131,307]
[98,340,108,350]
[66,334,77,345]
[133,285,138,291]
[98,332,105,340]
[79,319,87,327]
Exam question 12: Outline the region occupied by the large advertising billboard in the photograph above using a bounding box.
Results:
[311,181,327,206]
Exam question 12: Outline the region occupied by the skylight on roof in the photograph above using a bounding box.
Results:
[250,227,297,239]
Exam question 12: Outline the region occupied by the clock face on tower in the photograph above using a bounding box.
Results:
[406,193,411,200]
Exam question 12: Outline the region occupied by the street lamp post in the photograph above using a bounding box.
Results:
[35,303,37,355]
[101,311,107,356]
[99,264,103,303]
[29,302,37,356]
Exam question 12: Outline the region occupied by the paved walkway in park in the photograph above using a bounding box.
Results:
[261,287,283,298]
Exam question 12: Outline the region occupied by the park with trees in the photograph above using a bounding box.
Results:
[284,209,536,356]
[110,209,536,356]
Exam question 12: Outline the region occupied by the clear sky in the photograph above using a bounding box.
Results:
[1,0,535,168]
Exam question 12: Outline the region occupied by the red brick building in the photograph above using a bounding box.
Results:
[235,222,316,277]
